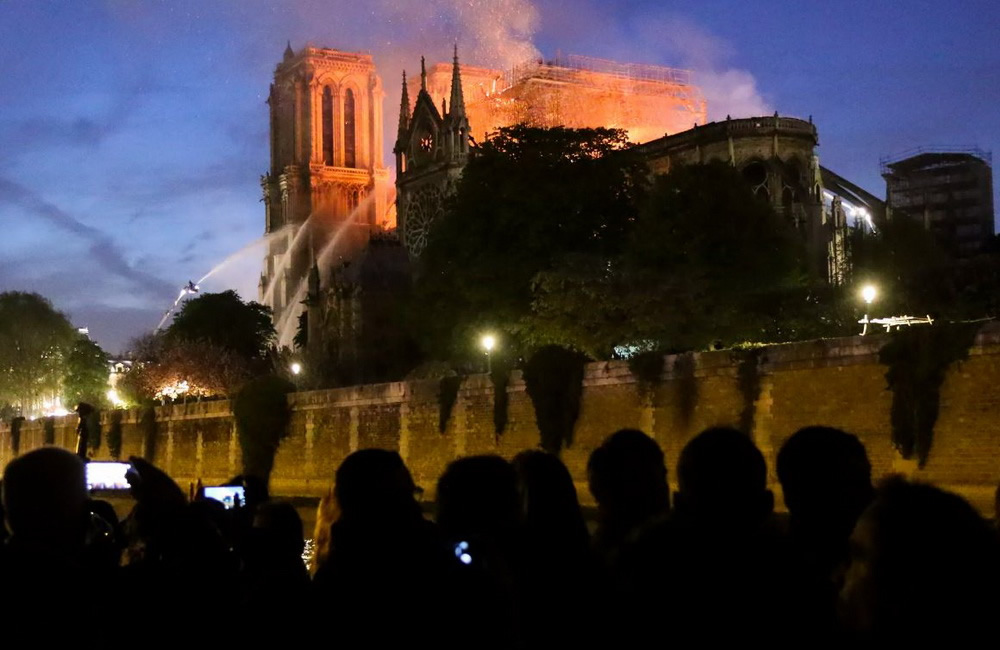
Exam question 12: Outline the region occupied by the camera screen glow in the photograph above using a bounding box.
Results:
[204,486,245,509]
[86,462,131,491]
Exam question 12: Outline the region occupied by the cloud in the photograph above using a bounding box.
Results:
[0,176,175,301]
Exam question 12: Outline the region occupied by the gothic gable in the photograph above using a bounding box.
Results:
[407,90,444,168]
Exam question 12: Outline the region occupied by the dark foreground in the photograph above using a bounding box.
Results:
[0,424,997,646]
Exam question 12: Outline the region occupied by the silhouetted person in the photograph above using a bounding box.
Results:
[121,455,188,566]
[673,427,773,529]
[840,477,1000,643]
[512,450,589,561]
[621,427,785,644]
[118,457,240,631]
[436,455,523,649]
[86,498,125,570]
[74,402,94,459]
[777,426,873,636]
[512,450,593,650]
[587,429,669,565]
[314,449,450,647]
[0,447,99,622]
[437,455,521,547]
[242,501,309,622]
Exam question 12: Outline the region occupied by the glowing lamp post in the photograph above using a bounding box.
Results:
[106,389,125,408]
[480,334,496,373]
[290,362,302,376]
[860,285,877,335]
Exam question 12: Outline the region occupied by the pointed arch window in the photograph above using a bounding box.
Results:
[322,86,334,166]
[344,88,357,168]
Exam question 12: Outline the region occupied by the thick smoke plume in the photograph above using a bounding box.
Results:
[629,14,770,121]
[375,0,541,69]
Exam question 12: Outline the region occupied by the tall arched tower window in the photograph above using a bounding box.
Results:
[344,88,357,168]
[322,86,334,166]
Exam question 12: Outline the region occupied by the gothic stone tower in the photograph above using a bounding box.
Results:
[260,43,390,346]
[395,47,471,259]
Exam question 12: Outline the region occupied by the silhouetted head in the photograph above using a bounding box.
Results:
[778,426,873,538]
[587,429,669,527]
[437,455,519,542]
[253,501,305,558]
[512,450,588,552]
[3,447,88,552]
[227,474,270,508]
[841,477,1000,641]
[334,449,420,525]
[675,427,773,529]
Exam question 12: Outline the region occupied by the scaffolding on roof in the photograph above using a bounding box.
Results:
[495,54,705,116]
[880,146,992,174]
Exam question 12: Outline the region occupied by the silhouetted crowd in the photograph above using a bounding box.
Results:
[2,425,999,646]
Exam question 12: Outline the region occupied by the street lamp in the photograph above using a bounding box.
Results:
[480,334,496,373]
[290,362,302,376]
[860,284,877,335]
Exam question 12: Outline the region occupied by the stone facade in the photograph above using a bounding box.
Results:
[6,326,1000,515]
[259,44,391,347]
[637,115,852,282]
[394,49,471,259]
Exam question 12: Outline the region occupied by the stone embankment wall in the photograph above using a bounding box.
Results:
[4,326,1000,513]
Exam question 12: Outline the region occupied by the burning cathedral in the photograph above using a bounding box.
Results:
[260,42,881,382]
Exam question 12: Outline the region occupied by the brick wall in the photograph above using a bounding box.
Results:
[4,325,1000,513]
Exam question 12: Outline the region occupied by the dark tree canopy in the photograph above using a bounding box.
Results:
[166,290,275,361]
[0,291,76,413]
[411,131,808,362]
[63,335,109,408]
[849,217,1000,321]
[529,162,808,355]
[411,125,646,362]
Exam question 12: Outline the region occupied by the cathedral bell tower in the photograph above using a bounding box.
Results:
[395,46,470,259]
[260,43,390,347]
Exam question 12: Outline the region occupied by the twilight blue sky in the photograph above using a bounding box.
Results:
[1,0,998,352]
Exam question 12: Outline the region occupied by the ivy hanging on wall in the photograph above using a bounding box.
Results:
[674,352,698,428]
[139,404,158,461]
[10,416,24,455]
[523,345,588,454]
[43,417,55,445]
[490,357,513,438]
[87,408,102,453]
[628,351,665,402]
[233,375,295,480]
[734,347,765,435]
[878,323,981,467]
[438,375,463,433]
[108,410,124,460]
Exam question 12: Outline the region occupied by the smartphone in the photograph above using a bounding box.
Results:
[204,485,246,510]
[454,540,473,565]
[86,461,132,491]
